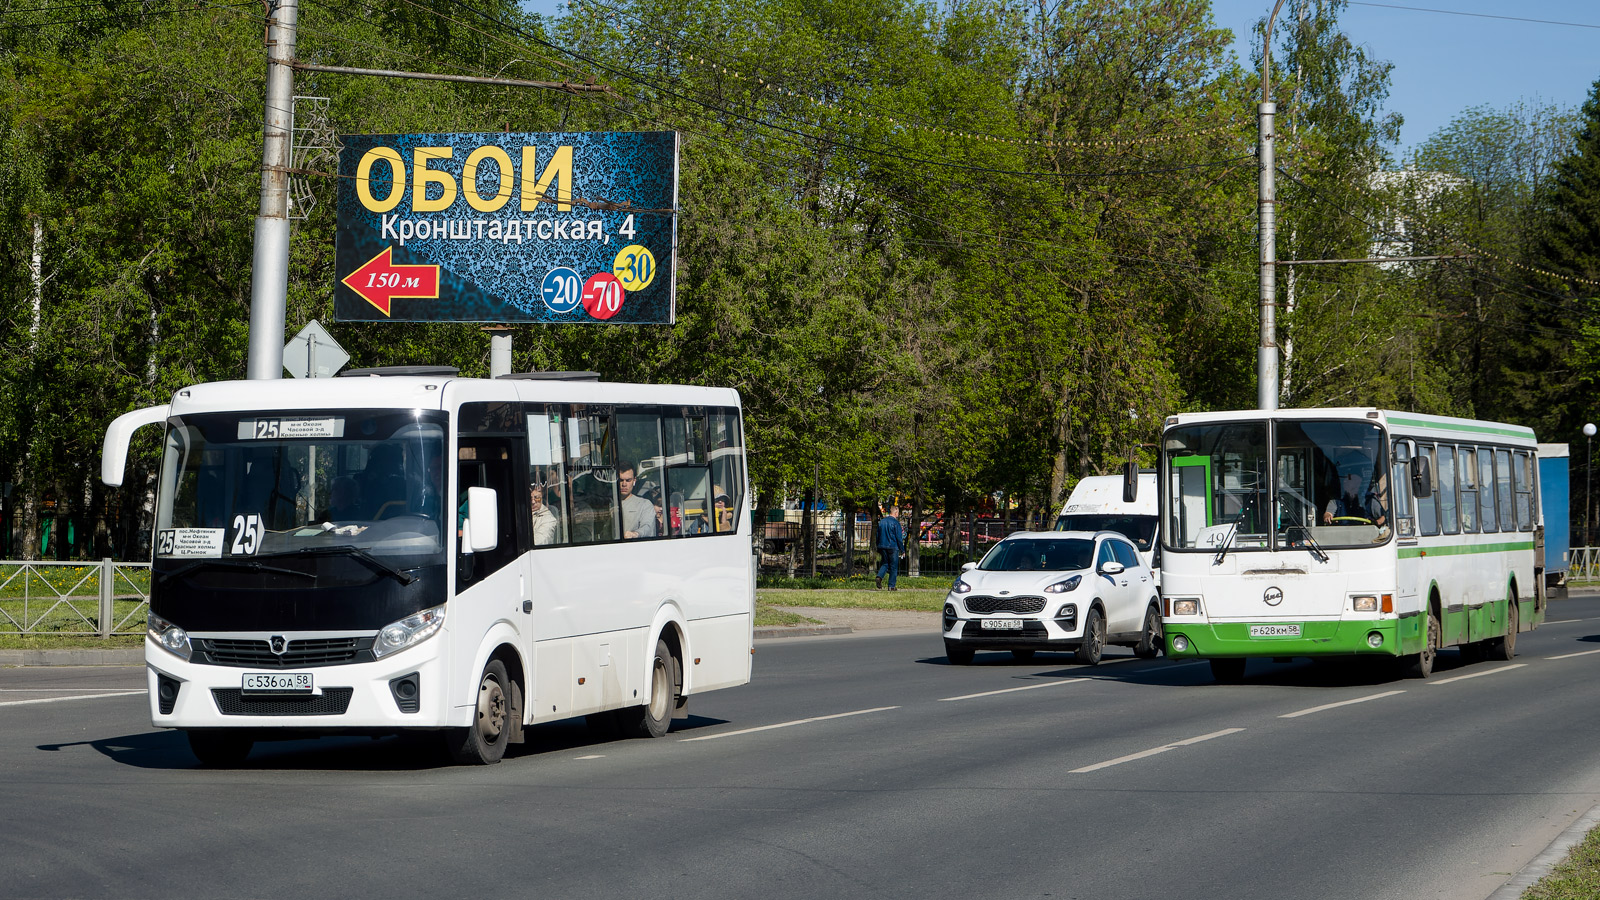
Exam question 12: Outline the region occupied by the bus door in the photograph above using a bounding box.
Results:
[1392,440,1421,613]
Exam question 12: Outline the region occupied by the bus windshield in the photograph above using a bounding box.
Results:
[1054,515,1156,551]
[154,410,449,564]
[1164,419,1390,552]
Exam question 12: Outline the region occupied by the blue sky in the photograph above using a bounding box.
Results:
[520,1,1598,157]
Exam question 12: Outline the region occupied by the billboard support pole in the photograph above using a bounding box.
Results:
[485,326,513,378]
[247,0,299,380]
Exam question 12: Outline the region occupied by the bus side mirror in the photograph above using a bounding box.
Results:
[1410,456,1432,499]
[101,404,170,487]
[461,486,499,553]
[1122,460,1138,503]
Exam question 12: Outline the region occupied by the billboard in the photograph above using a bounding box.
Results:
[334,131,678,324]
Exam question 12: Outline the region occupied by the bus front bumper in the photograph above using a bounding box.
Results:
[1163,617,1415,659]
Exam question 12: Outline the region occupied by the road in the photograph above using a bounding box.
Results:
[6,596,1600,900]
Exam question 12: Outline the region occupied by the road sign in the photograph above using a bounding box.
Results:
[282,320,350,378]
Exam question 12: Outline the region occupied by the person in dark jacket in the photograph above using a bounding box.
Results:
[875,504,906,590]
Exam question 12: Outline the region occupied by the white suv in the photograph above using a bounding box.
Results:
[942,531,1162,665]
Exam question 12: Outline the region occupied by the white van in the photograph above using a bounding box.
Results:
[1054,472,1160,577]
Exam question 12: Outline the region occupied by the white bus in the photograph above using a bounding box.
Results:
[101,368,754,765]
[1157,408,1545,682]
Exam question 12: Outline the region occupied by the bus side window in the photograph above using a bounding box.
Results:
[1478,448,1498,533]
[1457,448,1478,533]
[1437,445,1459,535]
[566,408,618,544]
[1390,442,1414,538]
[527,406,568,547]
[1416,445,1440,537]
[1495,449,1514,532]
[1514,450,1533,531]
[709,408,746,534]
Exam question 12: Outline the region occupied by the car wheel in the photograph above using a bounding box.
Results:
[1134,605,1163,659]
[1074,608,1104,666]
[945,641,975,665]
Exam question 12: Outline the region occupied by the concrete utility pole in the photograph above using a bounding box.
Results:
[1258,0,1288,411]
[246,0,299,380]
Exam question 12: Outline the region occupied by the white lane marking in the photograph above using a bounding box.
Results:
[0,691,145,708]
[1429,664,1527,685]
[1070,727,1245,774]
[1279,690,1406,718]
[1547,648,1600,660]
[574,754,605,760]
[678,706,899,743]
[939,679,1085,702]
[1544,619,1583,625]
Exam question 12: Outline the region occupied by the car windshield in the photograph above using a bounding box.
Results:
[978,538,1094,572]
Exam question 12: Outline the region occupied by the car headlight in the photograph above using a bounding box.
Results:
[1044,575,1082,594]
[373,605,447,659]
[147,612,192,661]
[1351,595,1379,612]
[951,579,972,594]
[1171,598,1200,616]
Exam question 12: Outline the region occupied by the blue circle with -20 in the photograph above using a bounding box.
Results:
[541,267,584,314]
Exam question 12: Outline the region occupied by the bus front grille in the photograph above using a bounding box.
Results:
[199,637,370,668]
[210,688,354,716]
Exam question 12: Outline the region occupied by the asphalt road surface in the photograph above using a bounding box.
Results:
[7,595,1600,900]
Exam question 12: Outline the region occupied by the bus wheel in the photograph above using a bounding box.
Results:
[187,730,253,767]
[1490,598,1518,661]
[945,642,975,665]
[618,639,677,739]
[1134,606,1164,659]
[1075,609,1105,666]
[1011,649,1036,661]
[447,659,510,765]
[1409,611,1439,679]
[1209,658,1246,683]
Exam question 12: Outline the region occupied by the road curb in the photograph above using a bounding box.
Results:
[1487,800,1600,900]
[754,625,853,639]
[0,649,144,667]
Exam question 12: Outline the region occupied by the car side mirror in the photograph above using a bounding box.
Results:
[461,486,499,554]
[1099,561,1125,575]
[1410,455,1432,499]
[960,561,978,572]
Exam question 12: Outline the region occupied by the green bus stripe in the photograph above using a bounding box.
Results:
[1397,540,1534,559]
[1385,415,1534,439]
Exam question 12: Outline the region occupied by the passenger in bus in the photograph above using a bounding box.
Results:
[619,463,657,539]
[713,486,734,533]
[1323,460,1386,527]
[320,476,364,522]
[530,482,560,545]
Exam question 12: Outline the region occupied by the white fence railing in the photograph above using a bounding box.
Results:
[1570,547,1600,583]
[0,559,151,637]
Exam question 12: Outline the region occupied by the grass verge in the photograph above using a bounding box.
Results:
[757,588,944,612]
[0,633,143,651]
[1524,824,1600,899]
[754,603,824,627]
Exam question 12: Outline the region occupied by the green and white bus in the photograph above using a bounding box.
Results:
[1158,408,1546,682]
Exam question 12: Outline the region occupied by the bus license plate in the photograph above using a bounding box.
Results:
[1249,624,1301,638]
[242,672,314,694]
[981,619,1024,631]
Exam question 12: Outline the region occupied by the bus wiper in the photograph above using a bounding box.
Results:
[1285,526,1330,563]
[270,545,419,585]
[156,558,316,584]
[1212,522,1238,565]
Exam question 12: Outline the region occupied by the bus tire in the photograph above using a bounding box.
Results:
[618,638,677,739]
[1134,605,1164,659]
[1075,608,1105,666]
[1408,610,1439,679]
[446,658,511,765]
[1011,649,1036,661]
[945,642,974,665]
[1209,658,1246,683]
[187,730,253,767]
[1490,596,1518,661]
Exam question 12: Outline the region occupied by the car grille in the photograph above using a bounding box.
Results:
[965,596,1046,615]
[198,637,371,668]
[211,688,354,717]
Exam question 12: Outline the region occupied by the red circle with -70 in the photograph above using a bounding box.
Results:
[581,272,626,320]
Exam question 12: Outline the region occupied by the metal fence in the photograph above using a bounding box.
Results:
[0,559,151,637]
[1571,547,1600,583]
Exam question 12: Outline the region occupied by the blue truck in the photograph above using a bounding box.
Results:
[1540,443,1570,599]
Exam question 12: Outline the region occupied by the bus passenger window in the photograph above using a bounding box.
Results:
[1478,449,1497,533]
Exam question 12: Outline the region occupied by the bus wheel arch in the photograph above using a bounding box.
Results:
[446,656,513,765]
[618,636,679,738]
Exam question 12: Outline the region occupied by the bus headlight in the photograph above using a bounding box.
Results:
[1171,598,1199,616]
[1351,595,1379,612]
[147,612,192,661]
[373,605,447,659]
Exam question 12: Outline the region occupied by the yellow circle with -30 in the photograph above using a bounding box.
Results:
[612,244,656,292]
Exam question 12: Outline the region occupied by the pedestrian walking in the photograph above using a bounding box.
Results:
[875,503,906,590]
